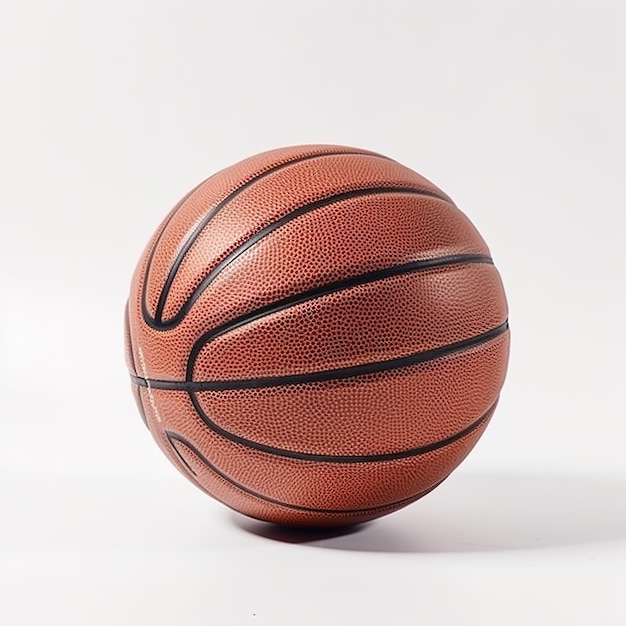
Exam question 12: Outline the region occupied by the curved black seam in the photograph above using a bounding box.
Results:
[165,430,450,513]
[166,431,198,476]
[140,174,215,330]
[143,151,372,328]
[188,398,496,463]
[144,150,412,330]
[185,253,494,380]
[171,187,453,332]
[153,150,387,324]
[149,185,454,330]
[131,321,509,393]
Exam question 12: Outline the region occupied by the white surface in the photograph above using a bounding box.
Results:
[1,1,625,624]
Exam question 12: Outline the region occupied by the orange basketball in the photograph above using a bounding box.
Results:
[124,145,509,526]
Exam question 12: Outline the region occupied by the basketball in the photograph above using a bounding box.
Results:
[124,145,509,527]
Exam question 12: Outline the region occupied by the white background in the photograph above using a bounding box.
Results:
[1,1,625,624]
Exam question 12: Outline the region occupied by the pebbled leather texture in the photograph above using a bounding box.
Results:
[125,145,510,526]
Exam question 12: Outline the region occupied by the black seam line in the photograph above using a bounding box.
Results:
[140,174,215,329]
[165,430,450,513]
[148,184,454,331]
[131,320,509,393]
[152,150,387,324]
[142,150,372,329]
[143,150,412,331]
[146,186,456,331]
[189,394,496,463]
[185,253,494,379]
[165,431,198,476]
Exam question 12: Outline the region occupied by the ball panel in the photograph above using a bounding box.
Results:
[142,145,380,322]
[145,152,451,326]
[192,332,509,456]
[128,198,493,384]
[192,263,507,381]
[161,401,494,523]
[164,193,491,344]
[168,432,446,526]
